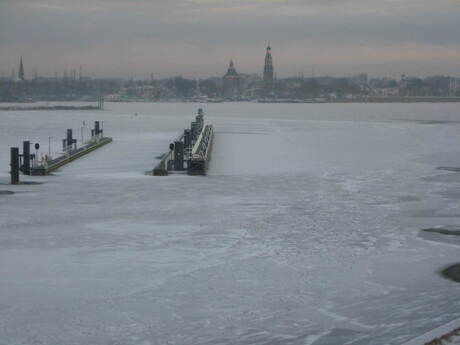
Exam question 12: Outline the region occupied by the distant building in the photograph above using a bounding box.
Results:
[18,57,25,81]
[262,45,274,96]
[449,78,459,96]
[380,87,399,97]
[222,60,243,99]
[352,73,368,85]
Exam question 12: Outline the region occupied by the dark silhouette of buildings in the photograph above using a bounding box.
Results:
[2,53,460,102]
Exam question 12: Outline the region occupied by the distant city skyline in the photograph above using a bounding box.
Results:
[1,0,459,79]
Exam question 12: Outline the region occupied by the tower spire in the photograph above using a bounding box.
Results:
[18,57,25,81]
[226,59,237,76]
[263,45,274,96]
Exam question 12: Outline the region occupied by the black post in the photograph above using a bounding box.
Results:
[196,108,204,132]
[66,129,76,149]
[191,122,198,141]
[23,141,30,175]
[184,129,191,149]
[95,121,100,136]
[66,129,73,146]
[10,147,19,185]
[174,141,184,170]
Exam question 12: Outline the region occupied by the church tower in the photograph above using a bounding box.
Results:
[223,60,242,99]
[18,57,25,81]
[263,45,274,94]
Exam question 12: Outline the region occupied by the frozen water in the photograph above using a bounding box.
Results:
[0,102,460,345]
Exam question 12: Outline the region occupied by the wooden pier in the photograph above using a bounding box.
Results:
[153,109,214,176]
[30,136,112,176]
[9,121,112,183]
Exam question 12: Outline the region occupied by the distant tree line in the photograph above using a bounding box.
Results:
[0,74,458,102]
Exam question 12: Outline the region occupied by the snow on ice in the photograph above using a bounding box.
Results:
[0,102,459,345]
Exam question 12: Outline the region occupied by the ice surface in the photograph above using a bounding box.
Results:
[0,102,460,345]
[401,317,460,345]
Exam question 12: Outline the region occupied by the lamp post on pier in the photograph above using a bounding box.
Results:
[81,121,86,146]
[48,136,53,158]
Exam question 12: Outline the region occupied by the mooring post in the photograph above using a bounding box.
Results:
[191,122,198,142]
[67,129,72,147]
[10,147,19,185]
[184,129,191,149]
[174,141,184,170]
[66,129,76,149]
[196,108,204,132]
[196,117,203,132]
[95,121,100,137]
[22,141,30,175]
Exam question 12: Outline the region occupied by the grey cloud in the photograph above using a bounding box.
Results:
[1,3,458,47]
[0,0,459,77]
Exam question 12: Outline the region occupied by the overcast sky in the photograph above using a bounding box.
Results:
[0,0,459,79]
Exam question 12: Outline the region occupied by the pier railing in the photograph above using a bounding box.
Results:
[189,124,214,175]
